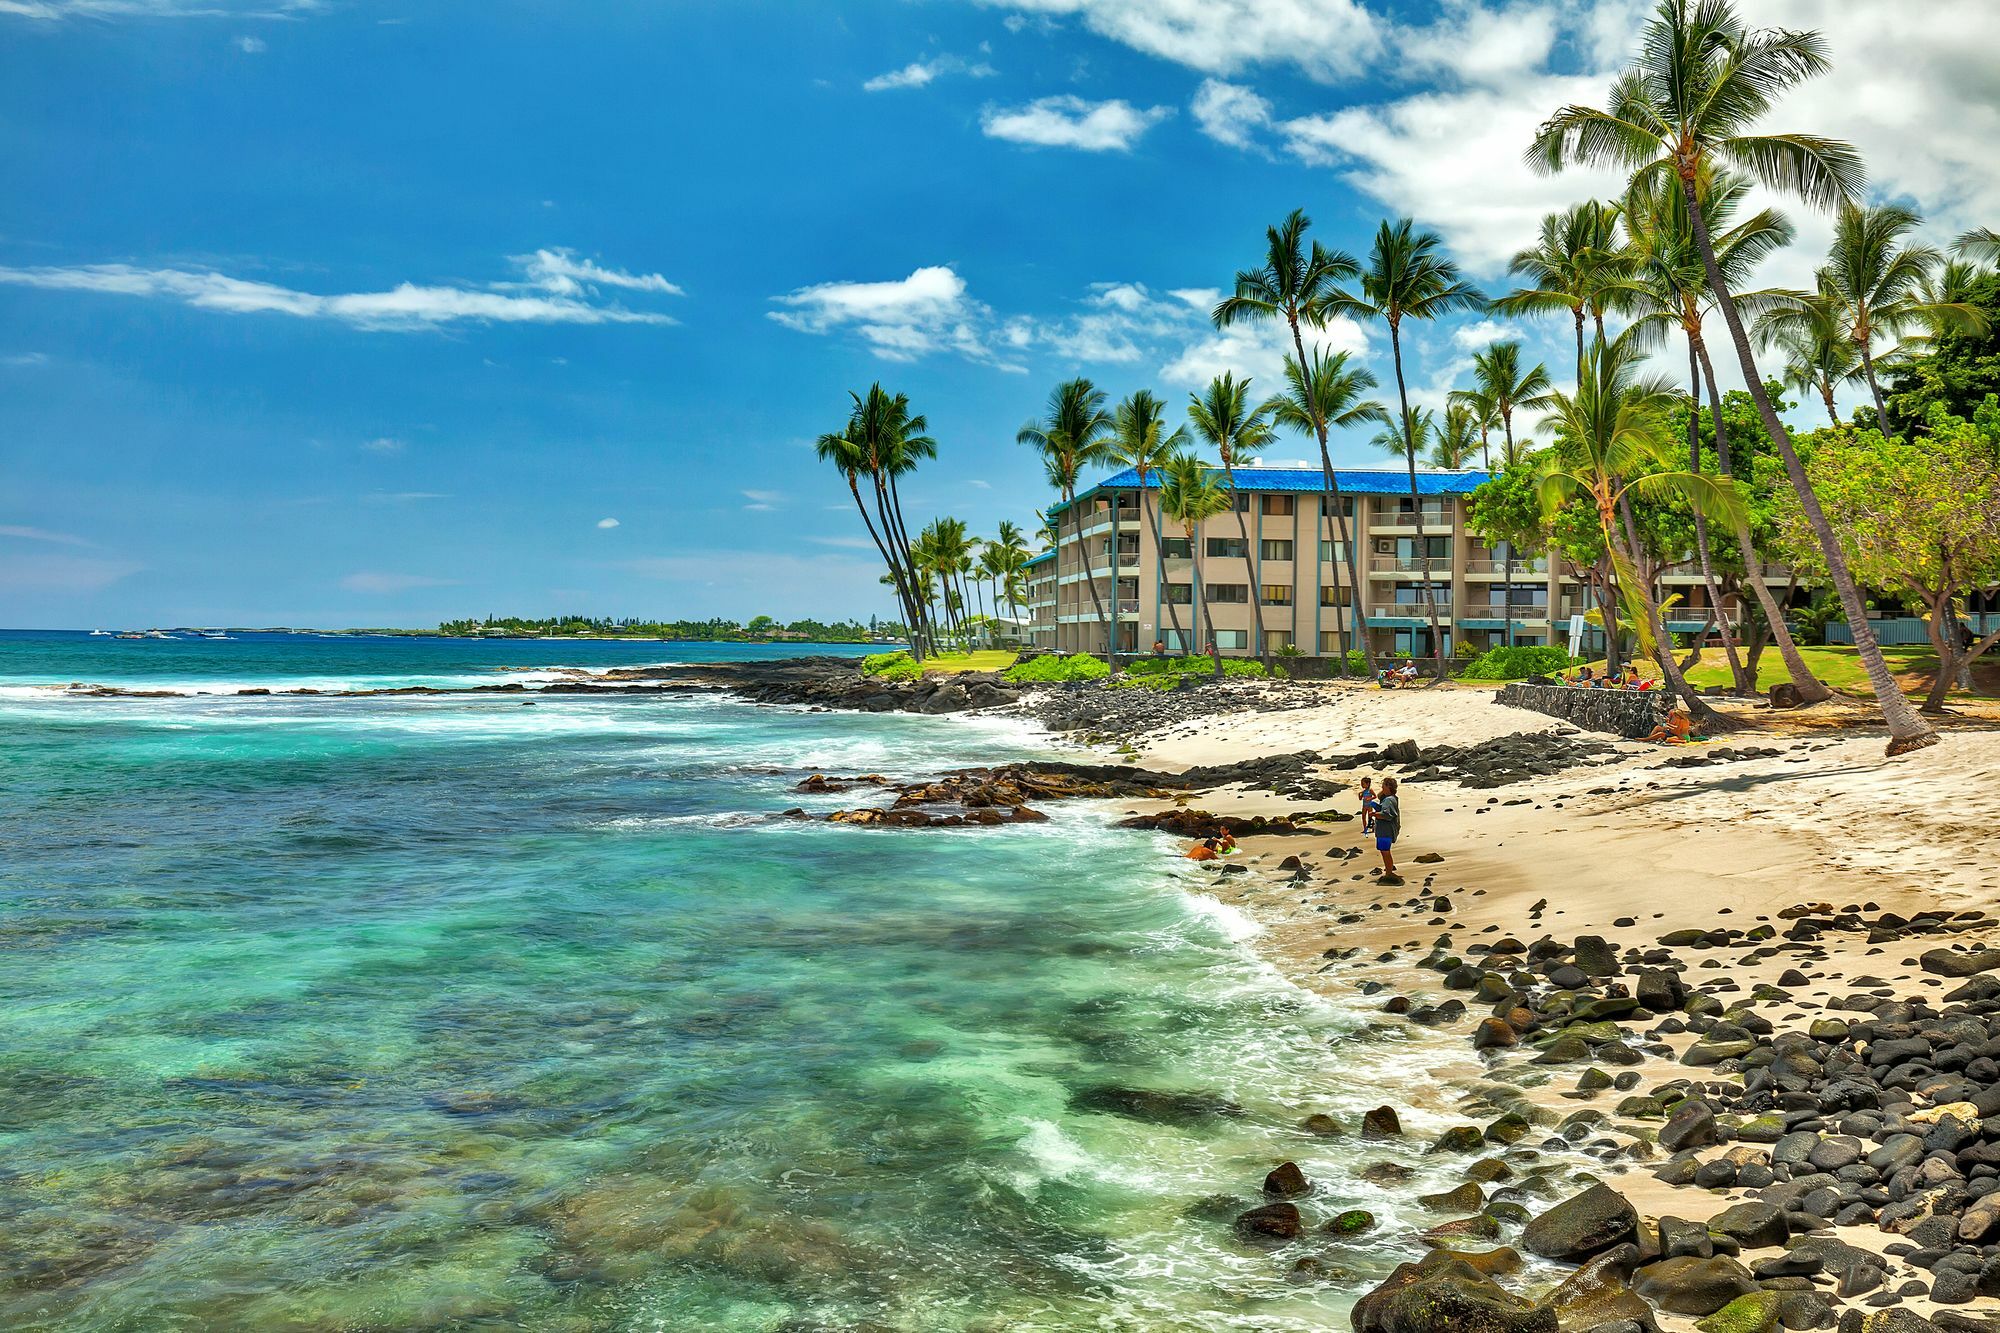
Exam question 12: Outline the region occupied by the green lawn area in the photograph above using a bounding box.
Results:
[919,650,1018,675]
[1584,643,1995,701]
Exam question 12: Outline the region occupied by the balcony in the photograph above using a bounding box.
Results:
[1116,552,1142,568]
[1371,601,1453,620]
[1463,558,1550,576]
[1463,602,1552,622]
[1368,556,1449,575]
[1116,599,1141,618]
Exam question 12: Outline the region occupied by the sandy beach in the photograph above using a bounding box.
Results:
[1110,679,2000,1326]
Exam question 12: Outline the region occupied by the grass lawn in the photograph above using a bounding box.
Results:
[1584,644,1996,702]
[919,650,1018,675]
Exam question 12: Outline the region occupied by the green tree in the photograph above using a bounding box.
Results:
[1771,406,2000,711]
[1450,341,1553,470]
[1211,210,1377,663]
[1535,335,1747,725]
[1430,404,1481,471]
[1768,204,1988,428]
[1338,218,1488,677]
[1492,201,1630,378]
[1530,0,1937,753]
[1110,389,1191,653]
[1186,372,1279,663]
[1158,452,1234,674]
[1884,270,2000,433]
[1466,461,1550,650]
[1018,379,1117,660]
[815,385,937,658]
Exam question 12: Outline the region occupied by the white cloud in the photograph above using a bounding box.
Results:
[807,534,875,549]
[1278,76,1631,274]
[974,0,1381,82]
[339,571,457,594]
[360,436,403,454]
[980,95,1172,151]
[0,248,682,330]
[863,53,996,92]
[741,489,783,506]
[1452,319,1510,351]
[1,352,49,366]
[363,491,449,504]
[1394,2,1558,90]
[967,479,992,489]
[0,552,140,591]
[1159,312,1369,392]
[0,524,90,545]
[770,264,1015,367]
[1190,78,1272,150]
[233,33,263,52]
[2,0,320,16]
[595,517,620,529]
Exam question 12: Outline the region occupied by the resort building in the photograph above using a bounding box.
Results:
[1026,465,1792,662]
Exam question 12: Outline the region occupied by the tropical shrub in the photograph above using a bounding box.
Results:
[1126,655,1269,680]
[862,650,913,676]
[1003,653,1111,683]
[1455,645,1576,681]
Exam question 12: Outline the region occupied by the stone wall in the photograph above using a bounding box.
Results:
[1495,682,1668,738]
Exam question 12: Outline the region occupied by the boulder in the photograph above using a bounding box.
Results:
[1234,1202,1303,1242]
[1659,1101,1719,1152]
[1264,1161,1311,1197]
[1351,1255,1559,1333]
[1633,1256,1759,1316]
[1543,1251,1657,1333]
[1920,949,2000,978]
[1362,1106,1404,1139]
[1709,1202,1789,1251]
[1695,1291,1784,1333]
[1523,1185,1639,1263]
[1418,1182,1486,1214]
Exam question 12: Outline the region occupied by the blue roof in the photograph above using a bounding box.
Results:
[1023,549,1056,568]
[1052,465,1491,513]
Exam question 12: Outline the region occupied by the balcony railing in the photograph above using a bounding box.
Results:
[1372,601,1453,619]
[1466,602,1552,619]
[1116,552,1141,567]
[1463,559,1550,576]
[1368,556,1450,574]
[1116,599,1141,616]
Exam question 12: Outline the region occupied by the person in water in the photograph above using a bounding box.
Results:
[1185,836,1219,862]
[1358,776,1377,833]
[1373,777,1403,885]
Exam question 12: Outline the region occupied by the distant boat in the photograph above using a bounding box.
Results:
[197,630,231,640]
[89,629,111,636]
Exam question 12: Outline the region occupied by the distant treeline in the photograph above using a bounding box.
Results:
[435,615,902,642]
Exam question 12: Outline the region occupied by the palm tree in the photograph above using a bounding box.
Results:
[1449,385,1501,470]
[1371,406,1434,461]
[1896,259,1991,361]
[992,519,1030,619]
[1492,202,1629,379]
[816,419,925,656]
[1955,228,2000,270]
[1266,348,1390,673]
[1337,218,1487,678]
[1159,451,1234,673]
[1453,341,1554,469]
[1529,0,1938,753]
[1430,404,1482,471]
[1211,210,1378,666]
[1110,390,1191,653]
[1770,204,1989,427]
[1187,373,1279,664]
[819,385,938,658]
[1620,166,1804,697]
[1018,379,1116,660]
[1535,335,1748,727]
[1754,292,1862,426]
[1451,341,1557,647]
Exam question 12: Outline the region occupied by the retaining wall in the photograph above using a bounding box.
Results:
[1495,682,1669,738]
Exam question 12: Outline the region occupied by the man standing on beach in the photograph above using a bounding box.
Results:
[1374,778,1402,885]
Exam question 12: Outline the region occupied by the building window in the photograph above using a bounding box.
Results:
[1163,628,1193,652]
[1318,541,1350,565]
[1319,586,1346,608]
[1260,584,1293,606]
[1261,494,1295,517]
[1213,629,1249,650]
[1161,537,1192,560]
[1265,630,1294,652]
[1233,493,1253,512]
[1205,537,1247,559]
[1318,631,1344,654]
[1164,583,1193,605]
[1206,583,1249,604]
[1320,496,1355,518]
[1259,539,1294,562]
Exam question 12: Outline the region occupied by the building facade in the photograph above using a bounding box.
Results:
[1025,465,1779,661]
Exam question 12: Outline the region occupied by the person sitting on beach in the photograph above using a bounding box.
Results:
[1185,836,1219,862]
[1397,662,1420,683]
[1215,830,1239,856]
[1373,778,1403,885]
[1644,708,1694,744]
[1358,776,1377,833]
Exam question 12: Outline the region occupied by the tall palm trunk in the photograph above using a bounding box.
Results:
[1388,322,1448,679]
[1684,337,1749,693]
[1572,309,1586,383]
[1680,175,1931,751]
[874,472,930,658]
[1282,317,1376,671]
[1151,488,1186,652]
[1615,493,1727,728]
[849,475,923,658]
[1069,488,1113,664]
[1857,334,1890,431]
[1500,412,1517,649]
[1693,338,1832,705]
[1818,381,1840,427]
[1220,458,1268,664]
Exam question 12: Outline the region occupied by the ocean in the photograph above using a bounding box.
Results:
[0,631,1449,1331]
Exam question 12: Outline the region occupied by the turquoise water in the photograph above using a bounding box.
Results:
[1,633,1449,1331]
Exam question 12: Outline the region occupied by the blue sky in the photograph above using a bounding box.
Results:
[3,0,1993,627]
